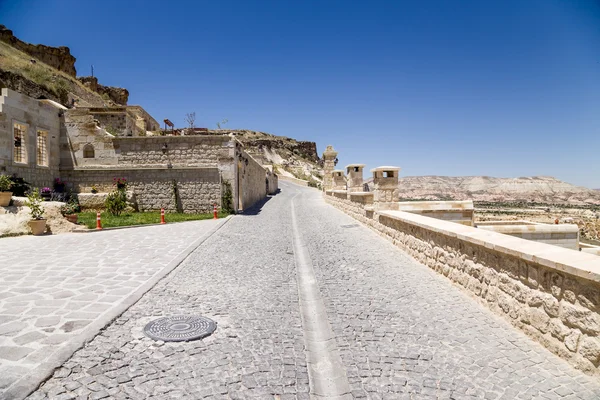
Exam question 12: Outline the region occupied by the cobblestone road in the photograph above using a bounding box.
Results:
[23,182,600,399]
[0,218,227,399]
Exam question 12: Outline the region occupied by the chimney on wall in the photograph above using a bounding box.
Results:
[332,170,346,190]
[371,166,401,211]
[346,164,365,193]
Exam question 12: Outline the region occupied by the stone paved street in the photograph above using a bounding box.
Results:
[0,218,228,398]
[13,182,600,399]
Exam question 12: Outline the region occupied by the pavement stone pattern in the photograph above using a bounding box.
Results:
[26,191,309,399]
[293,186,600,399]
[0,219,224,397]
[19,182,600,399]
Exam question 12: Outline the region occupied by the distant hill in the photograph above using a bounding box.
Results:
[393,176,600,205]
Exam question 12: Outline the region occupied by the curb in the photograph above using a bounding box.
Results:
[72,215,231,233]
[4,215,233,400]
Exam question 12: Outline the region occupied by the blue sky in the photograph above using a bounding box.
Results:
[2,0,599,187]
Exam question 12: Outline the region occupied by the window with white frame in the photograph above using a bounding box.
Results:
[37,130,48,166]
[13,122,27,164]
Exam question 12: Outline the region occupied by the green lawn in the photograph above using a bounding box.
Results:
[77,211,229,229]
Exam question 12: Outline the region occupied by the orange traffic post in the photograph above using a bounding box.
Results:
[213,203,218,219]
[161,208,166,224]
[96,212,102,230]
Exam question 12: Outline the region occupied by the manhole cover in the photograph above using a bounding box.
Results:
[143,315,217,342]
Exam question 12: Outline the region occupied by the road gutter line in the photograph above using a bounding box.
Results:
[291,196,352,399]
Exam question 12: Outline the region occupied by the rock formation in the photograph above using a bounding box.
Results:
[78,76,129,105]
[0,25,77,76]
[393,175,600,204]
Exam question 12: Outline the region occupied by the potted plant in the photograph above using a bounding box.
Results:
[91,185,98,194]
[0,174,12,206]
[40,187,52,201]
[60,199,80,224]
[113,177,127,190]
[53,178,66,193]
[25,189,46,235]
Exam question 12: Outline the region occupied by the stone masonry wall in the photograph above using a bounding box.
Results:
[115,136,232,168]
[240,153,267,211]
[324,192,600,376]
[477,224,579,250]
[62,167,220,213]
[0,88,61,188]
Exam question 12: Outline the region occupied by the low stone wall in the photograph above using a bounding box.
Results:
[478,222,580,250]
[324,192,600,376]
[62,167,220,213]
[398,200,474,226]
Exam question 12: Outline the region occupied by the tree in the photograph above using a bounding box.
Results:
[216,118,228,129]
[185,112,196,130]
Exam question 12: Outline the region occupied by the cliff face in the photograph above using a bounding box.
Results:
[0,25,76,76]
[78,76,129,105]
[0,27,128,106]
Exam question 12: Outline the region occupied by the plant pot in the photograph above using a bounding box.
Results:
[64,214,78,224]
[41,193,52,201]
[0,191,12,207]
[28,219,47,236]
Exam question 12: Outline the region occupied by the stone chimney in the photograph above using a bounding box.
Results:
[332,170,346,190]
[322,145,338,191]
[346,164,365,193]
[371,166,401,211]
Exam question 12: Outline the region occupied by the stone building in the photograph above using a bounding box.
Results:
[0,88,276,212]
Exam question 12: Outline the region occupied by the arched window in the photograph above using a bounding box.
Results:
[83,144,95,159]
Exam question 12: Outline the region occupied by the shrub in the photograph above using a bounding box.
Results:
[60,198,81,216]
[9,175,30,196]
[25,190,45,220]
[0,174,12,192]
[105,189,127,216]
[221,180,234,214]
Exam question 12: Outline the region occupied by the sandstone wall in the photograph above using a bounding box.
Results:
[324,191,600,376]
[239,153,267,211]
[0,88,61,188]
[478,223,580,250]
[62,167,220,213]
[60,110,119,168]
[398,200,474,226]
[115,136,232,168]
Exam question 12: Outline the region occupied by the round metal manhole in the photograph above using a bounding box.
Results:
[143,315,217,342]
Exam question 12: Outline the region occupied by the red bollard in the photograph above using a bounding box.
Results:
[160,208,166,224]
[96,212,102,230]
[213,203,218,220]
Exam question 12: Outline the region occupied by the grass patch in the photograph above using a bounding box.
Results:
[0,41,105,102]
[77,211,229,229]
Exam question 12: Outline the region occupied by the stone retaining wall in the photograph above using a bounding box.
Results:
[240,154,267,211]
[63,167,220,213]
[324,192,600,376]
[398,200,474,226]
[477,222,580,250]
[115,136,231,167]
